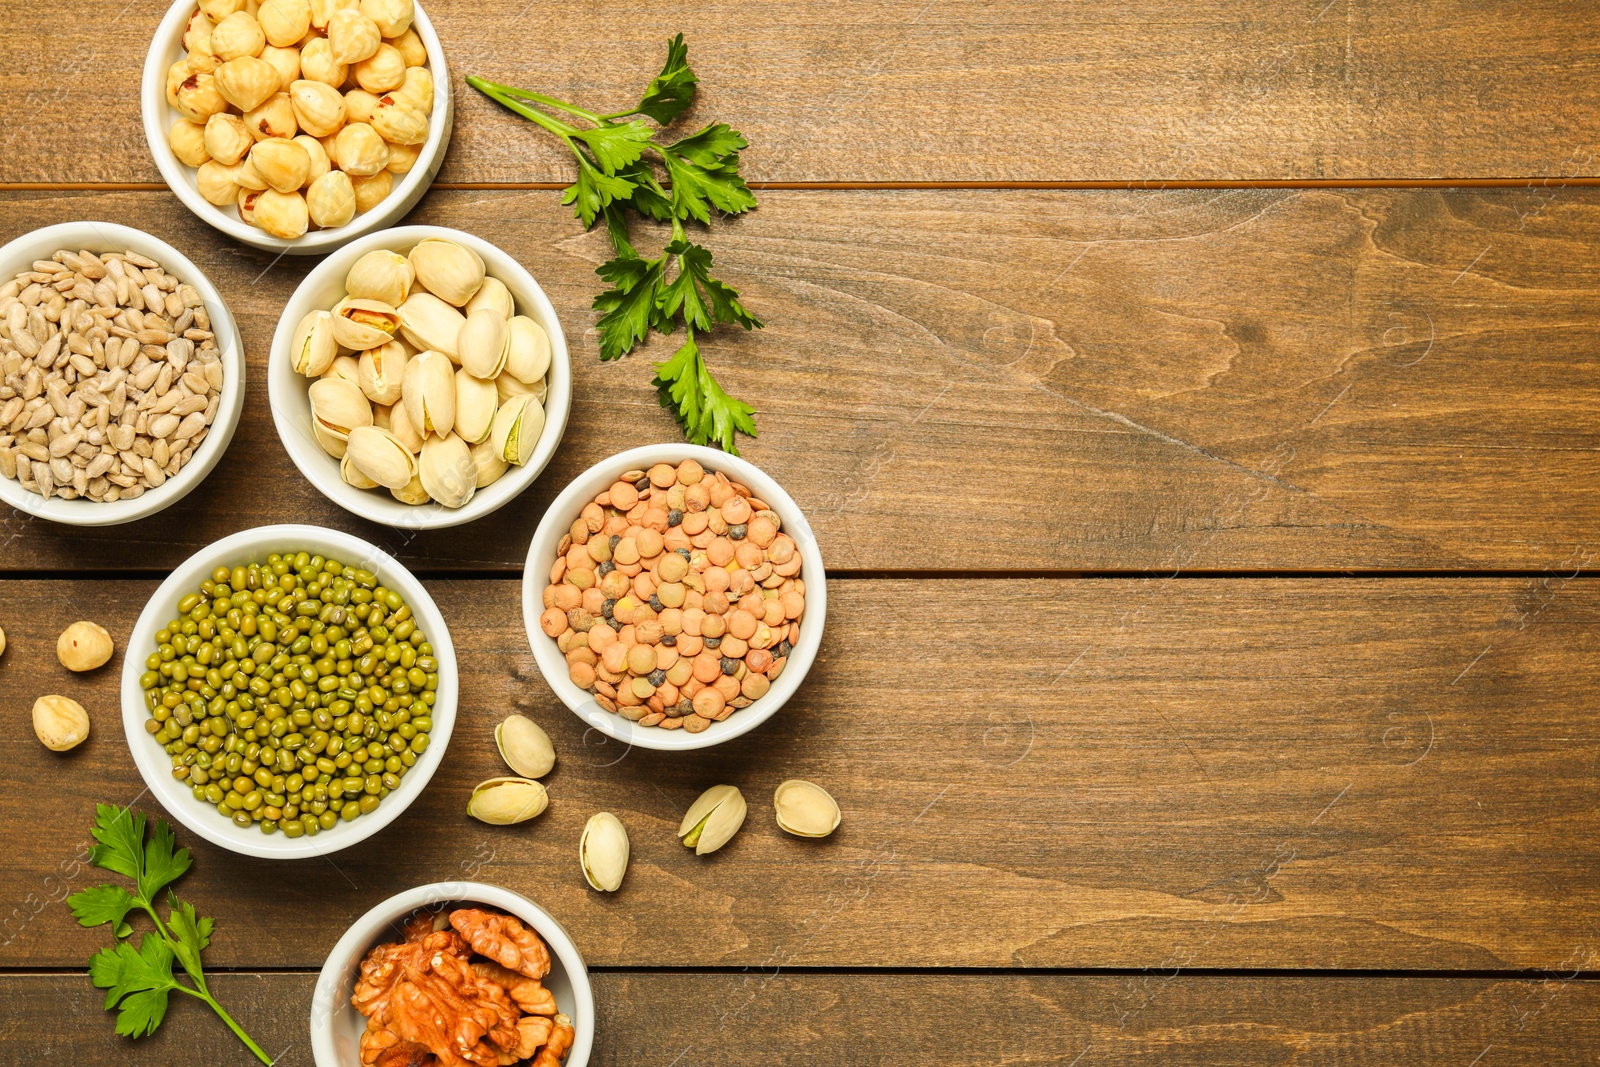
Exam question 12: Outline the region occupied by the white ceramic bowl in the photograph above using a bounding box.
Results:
[0,221,244,526]
[141,0,454,255]
[120,523,456,858]
[522,444,827,751]
[268,225,571,529]
[311,881,594,1067]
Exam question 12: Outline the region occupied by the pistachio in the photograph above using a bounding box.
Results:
[0,626,6,658]
[210,10,266,61]
[360,0,413,37]
[296,132,331,184]
[773,780,842,838]
[678,784,747,855]
[358,339,408,404]
[215,56,280,112]
[467,777,549,825]
[323,354,361,384]
[458,308,508,379]
[418,432,475,508]
[340,448,380,488]
[331,121,389,175]
[332,296,400,349]
[197,159,243,205]
[204,112,255,165]
[469,437,509,487]
[370,93,428,145]
[496,371,540,405]
[397,290,464,359]
[258,0,311,47]
[353,43,406,94]
[312,418,348,457]
[344,424,417,489]
[350,169,392,214]
[327,8,381,64]
[503,315,552,384]
[454,367,498,444]
[249,136,311,192]
[260,44,301,92]
[306,169,356,228]
[345,248,413,305]
[400,349,455,436]
[391,471,429,504]
[289,78,346,138]
[495,714,555,778]
[169,120,211,168]
[57,620,114,672]
[291,309,337,377]
[33,695,91,752]
[385,392,424,451]
[174,71,229,124]
[308,375,372,443]
[299,36,347,87]
[489,392,544,466]
[243,91,299,141]
[465,276,515,320]
[580,812,629,892]
[409,238,486,307]
[394,65,433,114]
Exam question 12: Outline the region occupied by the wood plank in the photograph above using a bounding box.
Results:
[1,578,1595,970]
[2,187,1598,571]
[9,1,1600,185]
[5,972,1597,1065]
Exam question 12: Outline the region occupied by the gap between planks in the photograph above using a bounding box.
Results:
[0,569,1594,582]
[7,178,1600,192]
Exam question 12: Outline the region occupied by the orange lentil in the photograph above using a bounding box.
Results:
[609,480,639,509]
[539,608,567,637]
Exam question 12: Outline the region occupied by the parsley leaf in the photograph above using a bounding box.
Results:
[140,813,190,903]
[87,803,145,883]
[166,895,213,978]
[659,150,758,224]
[572,120,655,173]
[667,123,749,167]
[561,152,638,227]
[635,33,697,124]
[656,240,763,334]
[593,253,666,361]
[69,884,137,930]
[89,934,177,1038]
[654,331,757,453]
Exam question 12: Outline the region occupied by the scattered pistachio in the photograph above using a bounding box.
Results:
[773,779,841,838]
[580,812,629,892]
[467,777,549,825]
[57,621,114,672]
[0,624,7,658]
[33,695,90,751]
[495,714,555,778]
[678,784,746,855]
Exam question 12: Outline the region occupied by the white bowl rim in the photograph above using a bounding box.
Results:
[267,224,572,530]
[521,443,827,752]
[141,0,454,255]
[309,881,595,1067]
[0,220,245,526]
[119,523,457,858]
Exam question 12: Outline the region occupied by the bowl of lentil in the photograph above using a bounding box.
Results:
[121,523,456,858]
[522,444,825,752]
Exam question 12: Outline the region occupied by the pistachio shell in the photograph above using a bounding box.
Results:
[291,308,337,375]
[344,424,417,489]
[458,308,508,379]
[469,437,509,487]
[678,785,747,855]
[332,296,400,350]
[340,448,380,488]
[400,349,455,437]
[503,315,551,384]
[489,393,544,466]
[580,812,629,892]
[495,714,555,778]
[773,780,842,838]
[323,354,361,385]
[385,394,424,452]
[409,238,485,307]
[418,432,475,508]
[397,290,465,360]
[357,339,408,404]
[215,55,280,112]
[345,248,413,305]
[454,367,498,444]
[312,418,348,457]
[495,371,538,405]
[308,375,371,441]
[467,777,548,825]
[391,472,429,504]
[465,275,514,320]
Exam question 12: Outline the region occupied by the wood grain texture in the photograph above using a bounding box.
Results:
[7,1,1600,184]
[1,577,1596,971]
[2,187,1598,571]
[5,971,1598,1066]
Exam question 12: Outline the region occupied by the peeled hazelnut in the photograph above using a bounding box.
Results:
[310,0,357,31]
[289,78,346,138]
[235,154,270,190]
[57,621,114,671]
[258,0,311,47]
[353,43,405,93]
[360,0,412,37]
[184,10,216,53]
[243,91,298,141]
[255,188,310,239]
[295,132,331,185]
[327,8,381,64]
[0,625,6,658]
[259,43,302,91]
[215,55,280,112]
[331,121,388,175]
[306,169,356,228]
[389,26,426,67]
[351,169,392,214]
[167,58,194,109]
[343,88,379,124]
[394,65,432,114]
[237,187,263,226]
[196,159,243,205]
[199,0,246,21]
[385,140,420,175]
[33,695,90,752]
[174,71,228,124]
[204,112,254,164]
[249,136,311,192]
[168,119,211,168]
[299,36,347,87]
[369,93,427,145]
[210,10,265,61]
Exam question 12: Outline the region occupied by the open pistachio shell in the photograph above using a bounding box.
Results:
[458,308,509,379]
[580,812,629,892]
[332,297,401,351]
[345,248,413,306]
[409,238,485,306]
[344,424,417,489]
[397,290,464,361]
[340,448,379,489]
[496,371,538,405]
[465,275,514,320]
[357,339,408,405]
[503,315,551,384]
[312,418,348,458]
[773,779,842,838]
[418,432,475,508]
[495,714,555,778]
[323,354,361,385]
[678,784,747,855]
[467,777,548,825]
[291,308,337,376]
[400,349,455,437]
[469,437,509,487]
[489,393,544,466]
[454,367,498,444]
[385,394,424,452]
[308,376,372,442]
[391,472,429,504]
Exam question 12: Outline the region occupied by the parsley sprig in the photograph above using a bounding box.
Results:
[468,35,763,452]
[66,805,270,1064]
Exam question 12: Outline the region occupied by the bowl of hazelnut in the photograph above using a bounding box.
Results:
[141,0,454,254]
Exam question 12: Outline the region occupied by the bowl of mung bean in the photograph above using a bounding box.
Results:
[121,522,456,858]
[522,444,826,752]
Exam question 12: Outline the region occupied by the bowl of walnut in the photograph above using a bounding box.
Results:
[310,881,593,1067]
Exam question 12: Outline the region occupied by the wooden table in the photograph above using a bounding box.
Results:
[3,2,1599,1062]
